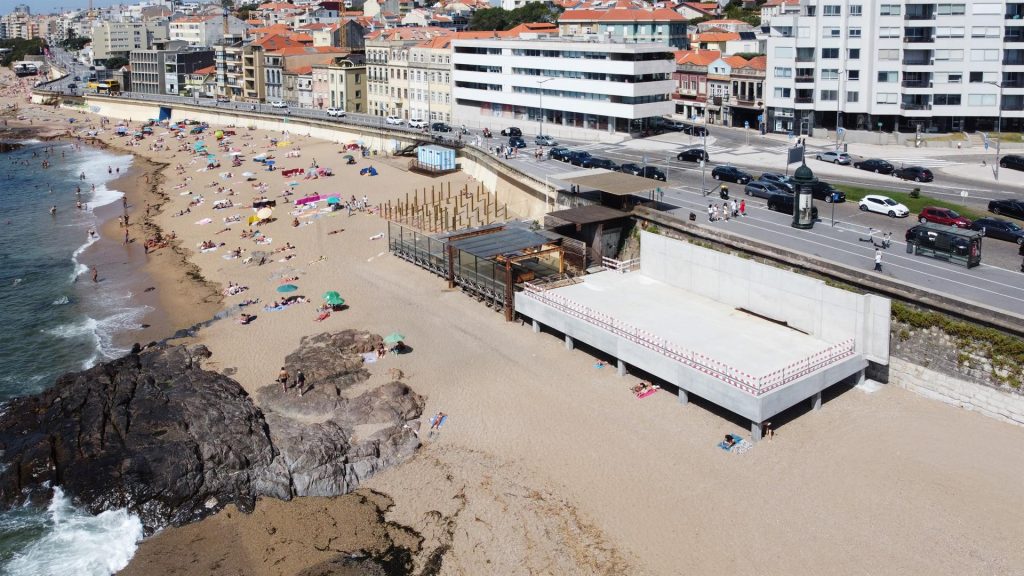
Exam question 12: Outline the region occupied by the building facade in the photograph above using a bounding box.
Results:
[130,44,214,95]
[169,13,247,47]
[557,8,689,49]
[451,38,675,135]
[91,20,169,63]
[764,0,1024,134]
[408,36,454,123]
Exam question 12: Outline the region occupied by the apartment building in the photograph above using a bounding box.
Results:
[557,8,689,48]
[366,27,450,119]
[764,0,1024,135]
[129,42,215,95]
[91,20,169,64]
[451,37,675,135]
[214,35,245,100]
[311,55,366,111]
[408,36,455,123]
[169,13,247,47]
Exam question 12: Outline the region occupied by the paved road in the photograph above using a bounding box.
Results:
[40,50,1024,316]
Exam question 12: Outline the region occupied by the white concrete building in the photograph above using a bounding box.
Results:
[90,20,169,63]
[169,13,247,48]
[764,0,1024,135]
[451,38,676,137]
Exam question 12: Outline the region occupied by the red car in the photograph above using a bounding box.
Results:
[918,206,972,228]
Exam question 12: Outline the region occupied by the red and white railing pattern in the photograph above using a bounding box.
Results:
[522,282,857,397]
[601,256,640,273]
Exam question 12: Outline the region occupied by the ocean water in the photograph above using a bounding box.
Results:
[0,140,145,574]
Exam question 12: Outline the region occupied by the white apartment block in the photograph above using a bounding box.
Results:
[451,38,675,136]
[764,0,1024,135]
[169,13,247,48]
[90,20,169,62]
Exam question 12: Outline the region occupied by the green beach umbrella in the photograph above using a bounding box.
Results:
[323,291,345,306]
[327,196,341,205]
[383,332,405,345]
[277,284,298,293]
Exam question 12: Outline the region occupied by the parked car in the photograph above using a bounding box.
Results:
[549,147,571,162]
[683,124,709,137]
[567,151,593,166]
[859,194,910,217]
[216,96,230,103]
[582,157,618,170]
[620,164,666,181]
[894,166,934,182]
[508,136,527,148]
[815,151,852,165]
[757,172,793,193]
[988,199,1024,219]
[677,148,709,162]
[535,134,557,146]
[918,206,972,228]
[269,100,287,108]
[73,75,80,81]
[807,180,846,203]
[326,107,345,117]
[500,127,522,137]
[999,154,1024,172]
[431,122,452,132]
[767,192,818,219]
[711,165,752,184]
[853,158,894,174]
[744,181,786,199]
[409,118,428,129]
[971,217,1024,244]
[660,119,688,132]
[385,115,404,125]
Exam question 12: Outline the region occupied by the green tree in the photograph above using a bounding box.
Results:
[469,4,562,31]
[104,56,129,69]
[469,7,509,31]
[0,38,46,66]
[61,30,90,51]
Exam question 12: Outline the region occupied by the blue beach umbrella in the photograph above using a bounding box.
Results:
[327,196,341,205]
[276,284,298,293]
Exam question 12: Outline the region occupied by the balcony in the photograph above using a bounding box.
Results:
[794,96,814,104]
[902,58,934,66]
[1003,102,1024,110]
[900,102,932,110]
[795,75,815,83]
[904,12,935,20]
[1007,33,1024,42]
[903,35,934,43]
[1007,11,1024,20]
[796,55,815,62]
[902,80,933,88]
[1005,58,1024,65]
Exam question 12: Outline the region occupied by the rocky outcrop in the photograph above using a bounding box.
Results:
[0,330,424,533]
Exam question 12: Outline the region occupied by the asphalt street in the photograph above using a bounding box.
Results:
[40,50,1024,317]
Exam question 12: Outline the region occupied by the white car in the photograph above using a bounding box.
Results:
[326,107,346,117]
[408,118,428,129]
[385,115,404,125]
[816,151,852,165]
[859,194,910,218]
[269,100,287,108]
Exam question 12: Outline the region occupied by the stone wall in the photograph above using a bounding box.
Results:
[889,357,1024,427]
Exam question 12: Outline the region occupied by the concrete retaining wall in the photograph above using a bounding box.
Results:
[890,357,1024,427]
[639,230,891,364]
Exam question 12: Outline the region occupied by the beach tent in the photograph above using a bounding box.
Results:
[247,215,260,225]
[256,207,273,220]
[326,196,341,205]
[277,284,298,293]
[322,291,345,306]
[383,332,405,345]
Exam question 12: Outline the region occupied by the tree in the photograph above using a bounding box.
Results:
[469,4,561,31]
[469,7,508,31]
[61,30,90,51]
[104,56,129,70]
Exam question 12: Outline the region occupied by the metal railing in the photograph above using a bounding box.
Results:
[601,256,640,273]
[522,282,857,397]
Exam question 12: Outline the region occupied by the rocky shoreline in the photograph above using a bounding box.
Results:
[0,329,423,534]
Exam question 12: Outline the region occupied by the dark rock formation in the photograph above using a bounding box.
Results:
[0,330,423,533]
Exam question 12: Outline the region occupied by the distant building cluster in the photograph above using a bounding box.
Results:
[8,0,1020,136]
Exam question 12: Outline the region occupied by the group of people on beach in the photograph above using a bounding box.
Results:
[276,367,307,397]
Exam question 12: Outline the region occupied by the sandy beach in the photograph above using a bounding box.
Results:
[4,74,1024,575]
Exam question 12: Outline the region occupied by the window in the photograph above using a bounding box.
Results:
[972,26,1000,37]
[933,94,961,105]
[876,93,898,104]
[971,49,999,61]
[774,46,793,58]
[819,89,838,101]
[805,5,816,16]
[821,69,839,80]
[937,4,965,15]
[936,27,965,37]
[846,91,859,103]
[968,94,997,106]
[880,4,901,15]
[849,28,861,38]
[849,4,862,15]
[971,3,1000,15]
[969,71,998,82]
[970,71,983,82]
[774,67,792,78]
[848,70,860,80]
[935,49,964,61]
[944,73,962,83]
[823,27,841,37]
[877,71,898,82]
[823,5,841,16]
[774,87,791,97]
[822,48,839,58]
[878,49,900,60]
[879,27,901,38]
[848,48,860,59]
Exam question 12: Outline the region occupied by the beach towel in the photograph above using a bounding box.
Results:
[200,246,219,253]
[195,218,212,225]
[262,305,287,312]
[718,434,754,454]
[636,386,660,399]
[361,352,378,364]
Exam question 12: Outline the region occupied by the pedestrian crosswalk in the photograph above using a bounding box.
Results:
[879,156,959,168]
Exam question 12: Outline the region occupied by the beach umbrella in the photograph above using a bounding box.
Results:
[326,196,341,205]
[242,171,256,179]
[288,181,300,187]
[229,151,242,156]
[247,215,260,225]
[322,291,344,306]
[342,154,354,161]
[256,207,273,220]
[383,332,405,345]
[277,284,298,293]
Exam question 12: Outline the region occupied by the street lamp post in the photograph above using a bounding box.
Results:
[835,70,845,151]
[985,80,1004,180]
[537,77,553,137]
[700,131,708,196]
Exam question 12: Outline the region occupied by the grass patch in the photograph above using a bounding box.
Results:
[835,184,984,221]
[924,133,968,142]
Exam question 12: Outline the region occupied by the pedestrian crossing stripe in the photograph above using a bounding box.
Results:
[881,157,958,168]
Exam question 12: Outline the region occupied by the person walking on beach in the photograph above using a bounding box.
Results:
[296,369,306,397]
[873,249,883,272]
[278,367,290,393]
[91,266,98,283]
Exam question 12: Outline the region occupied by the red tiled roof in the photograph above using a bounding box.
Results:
[722,55,747,67]
[286,65,314,74]
[502,22,558,35]
[251,33,305,50]
[193,65,216,75]
[743,55,767,70]
[674,48,720,66]
[694,31,740,42]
